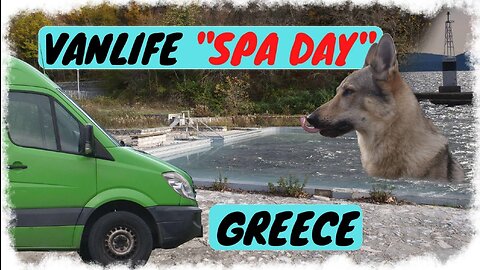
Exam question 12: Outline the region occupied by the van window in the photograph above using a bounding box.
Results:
[54,102,81,153]
[7,92,57,150]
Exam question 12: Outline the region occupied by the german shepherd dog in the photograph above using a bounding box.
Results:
[301,33,464,182]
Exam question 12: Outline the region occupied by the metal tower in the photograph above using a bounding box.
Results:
[439,11,460,93]
[444,11,455,57]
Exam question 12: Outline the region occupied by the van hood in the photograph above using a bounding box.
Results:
[107,146,195,187]
[136,149,191,175]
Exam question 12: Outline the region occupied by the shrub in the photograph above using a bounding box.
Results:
[212,172,229,192]
[214,75,254,116]
[253,88,336,115]
[268,175,310,198]
[369,184,396,203]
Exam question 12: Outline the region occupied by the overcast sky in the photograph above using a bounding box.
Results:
[417,8,472,55]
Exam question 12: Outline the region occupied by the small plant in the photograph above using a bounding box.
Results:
[212,171,229,192]
[369,183,396,204]
[268,175,310,198]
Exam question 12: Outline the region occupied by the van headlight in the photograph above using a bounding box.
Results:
[163,172,195,200]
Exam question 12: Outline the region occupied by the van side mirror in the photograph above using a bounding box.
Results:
[80,124,94,156]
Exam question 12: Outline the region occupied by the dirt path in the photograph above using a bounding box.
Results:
[17,190,473,266]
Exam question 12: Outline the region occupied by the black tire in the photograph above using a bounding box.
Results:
[77,243,92,263]
[86,211,153,267]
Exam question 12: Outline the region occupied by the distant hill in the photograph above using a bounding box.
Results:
[399,52,473,72]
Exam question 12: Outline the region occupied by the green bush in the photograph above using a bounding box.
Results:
[176,75,255,116]
[176,78,220,115]
[268,175,310,198]
[254,88,336,115]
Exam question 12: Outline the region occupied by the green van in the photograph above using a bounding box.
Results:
[5,57,202,266]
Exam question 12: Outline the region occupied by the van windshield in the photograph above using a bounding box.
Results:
[57,89,121,147]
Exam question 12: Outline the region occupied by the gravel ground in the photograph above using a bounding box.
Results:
[17,189,474,266]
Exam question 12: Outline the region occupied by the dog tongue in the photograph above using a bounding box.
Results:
[300,117,320,133]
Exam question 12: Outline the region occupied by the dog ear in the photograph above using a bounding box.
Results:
[363,43,378,67]
[370,33,398,81]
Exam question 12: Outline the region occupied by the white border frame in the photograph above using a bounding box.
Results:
[1,1,478,269]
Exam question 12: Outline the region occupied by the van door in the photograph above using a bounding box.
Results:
[6,91,97,249]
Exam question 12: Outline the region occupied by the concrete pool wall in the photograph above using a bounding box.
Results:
[191,178,470,207]
[146,127,277,159]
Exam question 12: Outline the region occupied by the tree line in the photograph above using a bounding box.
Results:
[7,1,432,116]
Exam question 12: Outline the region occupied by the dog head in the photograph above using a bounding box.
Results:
[302,33,400,137]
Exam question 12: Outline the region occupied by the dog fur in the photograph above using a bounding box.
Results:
[304,34,464,182]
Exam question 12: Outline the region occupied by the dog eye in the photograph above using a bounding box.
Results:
[342,88,354,97]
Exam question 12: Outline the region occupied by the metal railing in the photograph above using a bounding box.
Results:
[169,110,224,139]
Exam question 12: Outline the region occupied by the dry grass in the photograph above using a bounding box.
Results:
[74,96,303,129]
[74,96,185,129]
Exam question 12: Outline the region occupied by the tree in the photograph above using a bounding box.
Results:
[62,2,119,25]
[7,11,52,65]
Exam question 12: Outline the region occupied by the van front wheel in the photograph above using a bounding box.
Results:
[87,211,153,266]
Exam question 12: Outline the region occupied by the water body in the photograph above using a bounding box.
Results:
[168,71,475,206]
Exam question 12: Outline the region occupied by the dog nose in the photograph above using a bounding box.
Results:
[306,114,321,128]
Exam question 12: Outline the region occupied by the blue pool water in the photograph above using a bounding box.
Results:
[168,125,473,204]
[167,71,475,206]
